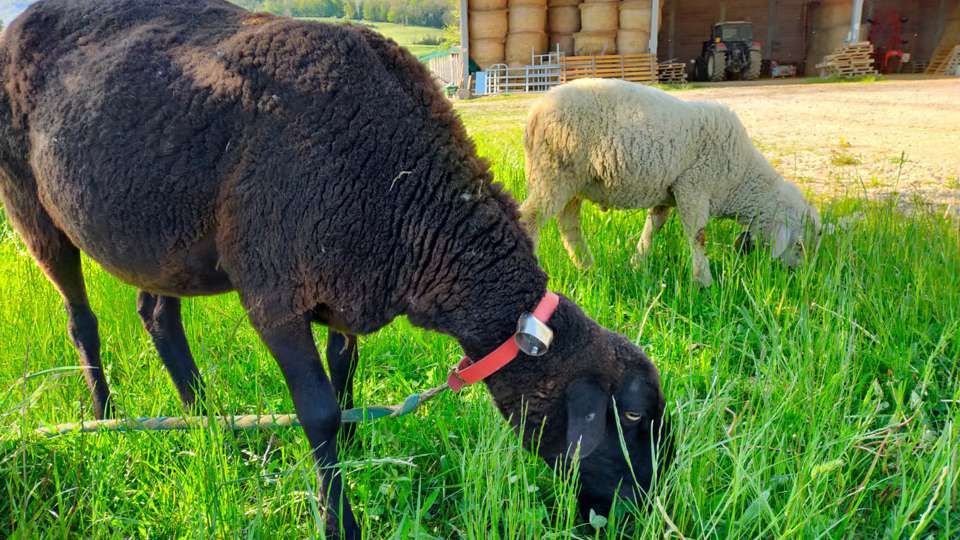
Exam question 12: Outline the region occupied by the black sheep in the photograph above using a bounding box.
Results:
[0,1,668,536]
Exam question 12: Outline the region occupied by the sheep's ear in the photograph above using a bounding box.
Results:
[566,379,609,459]
[772,223,791,258]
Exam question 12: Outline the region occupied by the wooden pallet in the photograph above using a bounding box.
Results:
[926,45,960,75]
[657,62,687,84]
[816,41,877,77]
[562,54,658,84]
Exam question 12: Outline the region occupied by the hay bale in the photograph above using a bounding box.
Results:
[616,29,650,54]
[509,0,547,6]
[573,30,617,55]
[509,4,547,33]
[619,1,652,30]
[579,2,618,32]
[471,38,506,69]
[506,31,548,65]
[548,0,580,6]
[469,9,509,39]
[549,32,575,54]
[548,5,580,34]
[469,0,508,10]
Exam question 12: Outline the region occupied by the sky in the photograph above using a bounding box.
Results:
[1,1,36,27]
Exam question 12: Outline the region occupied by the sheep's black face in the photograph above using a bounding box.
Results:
[564,368,669,520]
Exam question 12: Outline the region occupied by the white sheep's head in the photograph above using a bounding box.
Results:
[765,183,821,268]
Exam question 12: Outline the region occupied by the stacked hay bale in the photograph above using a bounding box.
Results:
[617,1,651,54]
[472,0,660,66]
[575,0,618,55]
[469,0,509,68]
[548,0,580,55]
[506,0,548,66]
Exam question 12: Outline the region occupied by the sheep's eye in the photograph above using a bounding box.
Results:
[624,411,642,422]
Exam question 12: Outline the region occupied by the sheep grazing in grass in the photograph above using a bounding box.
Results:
[0,1,667,535]
[521,78,821,286]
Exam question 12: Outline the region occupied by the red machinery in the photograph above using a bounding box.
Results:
[867,9,910,73]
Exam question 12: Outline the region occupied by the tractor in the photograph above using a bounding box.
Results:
[695,21,763,82]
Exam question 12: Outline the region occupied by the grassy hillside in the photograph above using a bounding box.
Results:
[1,95,958,538]
[304,17,449,57]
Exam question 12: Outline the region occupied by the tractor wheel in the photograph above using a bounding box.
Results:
[744,49,762,80]
[707,51,726,82]
[693,57,708,81]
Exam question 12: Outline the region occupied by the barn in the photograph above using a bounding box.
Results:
[458,0,960,91]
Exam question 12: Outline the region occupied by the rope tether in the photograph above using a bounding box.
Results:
[36,383,449,437]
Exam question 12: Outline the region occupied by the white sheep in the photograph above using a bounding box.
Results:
[520,78,821,286]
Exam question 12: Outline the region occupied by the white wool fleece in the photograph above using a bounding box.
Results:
[520,78,820,286]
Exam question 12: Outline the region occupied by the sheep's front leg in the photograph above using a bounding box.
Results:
[519,172,578,251]
[557,198,594,269]
[256,318,359,540]
[519,193,560,249]
[674,193,713,287]
[632,205,672,266]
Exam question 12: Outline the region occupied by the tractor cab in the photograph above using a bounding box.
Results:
[713,21,754,43]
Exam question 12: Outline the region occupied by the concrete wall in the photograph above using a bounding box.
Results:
[804,0,854,71]
[923,0,960,61]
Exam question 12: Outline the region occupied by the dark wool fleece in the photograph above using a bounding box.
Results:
[0,0,658,459]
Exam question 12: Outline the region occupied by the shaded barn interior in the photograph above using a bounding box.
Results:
[656,0,960,74]
[460,0,960,86]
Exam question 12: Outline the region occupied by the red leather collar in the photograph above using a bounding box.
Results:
[447,291,560,392]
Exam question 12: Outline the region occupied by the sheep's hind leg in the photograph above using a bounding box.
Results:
[673,191,713,287]
[556,197,594,269]
[326,330,358,444]
[632,205,672,266]
[254,317,359,539]
[137,291,205,410]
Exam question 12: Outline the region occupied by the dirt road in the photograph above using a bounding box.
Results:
[680,77,960,208]
[460,77,960,208]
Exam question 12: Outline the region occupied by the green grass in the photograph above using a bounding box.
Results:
[802,74,883,85]
[2,97,960,538]
[304,17,448,57]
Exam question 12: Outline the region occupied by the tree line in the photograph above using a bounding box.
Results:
[229,0,456,28]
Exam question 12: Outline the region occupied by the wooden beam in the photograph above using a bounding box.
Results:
[766,0,777,59]
[667,0,677,59]
[458,0,470,98]
[848,0,865,43]
[649,0,661,57]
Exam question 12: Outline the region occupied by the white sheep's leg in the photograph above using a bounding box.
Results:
[556,197,594,269]
[519,187,575,251]
[674,193,713,287]
[632,205,672,266]
[519,195,551,249]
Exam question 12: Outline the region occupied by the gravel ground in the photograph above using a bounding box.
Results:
[458,76,960,210]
